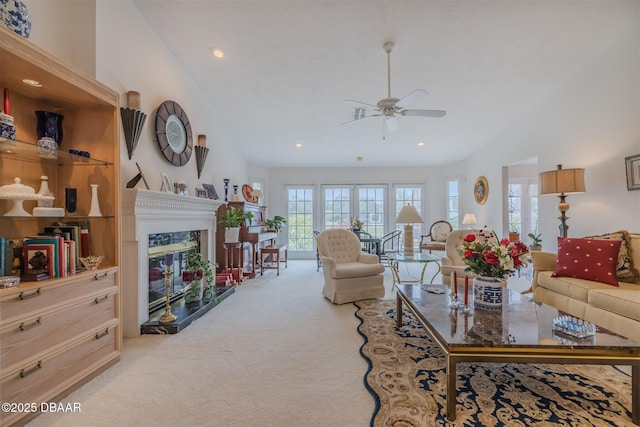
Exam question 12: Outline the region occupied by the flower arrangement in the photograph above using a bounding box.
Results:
[459,227,529,278]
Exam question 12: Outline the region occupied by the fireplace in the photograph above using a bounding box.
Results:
[147,231,200,313]
[122,189,225,337]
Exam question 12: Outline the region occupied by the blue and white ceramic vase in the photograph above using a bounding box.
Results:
[0,0,31,39]
[472,276,506,311]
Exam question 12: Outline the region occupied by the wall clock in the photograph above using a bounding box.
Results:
[154,100,193,166]
[474,176,489,205]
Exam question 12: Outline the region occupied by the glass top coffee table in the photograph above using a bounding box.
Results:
[386,252,441,288]
[395,283,640,423]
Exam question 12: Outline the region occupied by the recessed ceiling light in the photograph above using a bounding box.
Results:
[295,143,303,148]
[417,141,425,147]
[211,47,226,59]
[22,78,42,87]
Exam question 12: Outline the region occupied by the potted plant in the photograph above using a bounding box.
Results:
[184,252,219,303]
[527,232,542,251]
[351,217,364,233]
[220,207,251,242]
[265,215,287,233]
[508,225,520,242]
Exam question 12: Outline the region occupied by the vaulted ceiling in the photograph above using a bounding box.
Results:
[133,0,632,168]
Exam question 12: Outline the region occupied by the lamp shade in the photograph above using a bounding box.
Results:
[539,164,586,195]
[252,189,263,198]
[395,205,423,224]
[462,213,477,225]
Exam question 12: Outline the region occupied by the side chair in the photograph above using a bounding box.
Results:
[419,220,453,253]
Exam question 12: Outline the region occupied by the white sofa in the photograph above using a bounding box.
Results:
[532,232,640,342]
[316,229,385,304]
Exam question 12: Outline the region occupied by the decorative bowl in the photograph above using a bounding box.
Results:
[0,276,20,288]
[79,255,104,270]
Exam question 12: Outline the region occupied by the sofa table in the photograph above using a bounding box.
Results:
[395,283,640,424]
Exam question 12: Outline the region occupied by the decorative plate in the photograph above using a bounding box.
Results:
[242,184,254,203]
[154,100,193,167]
[474,176,488,205]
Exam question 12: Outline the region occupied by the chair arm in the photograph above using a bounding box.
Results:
[358,253,381,264]
[531,251,557,272]
[441,256,454,267]
[419,234,431,245]
[320,256,337,270]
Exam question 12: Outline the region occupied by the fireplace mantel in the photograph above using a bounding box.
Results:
[121,189,225,337]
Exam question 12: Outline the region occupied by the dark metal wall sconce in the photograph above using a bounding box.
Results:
[120,91,147,160]
[195,134,209,179]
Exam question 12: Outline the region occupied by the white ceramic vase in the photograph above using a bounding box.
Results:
[472,275,506,311]
[88,184,102,217]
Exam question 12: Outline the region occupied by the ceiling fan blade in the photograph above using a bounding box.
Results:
[401,109,447,118]
[384,116,398,132]
[342,113,382,125]
[344,99,379,109]
[395,89,428,109]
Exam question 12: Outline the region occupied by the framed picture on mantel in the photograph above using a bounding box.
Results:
[202,183,219,200]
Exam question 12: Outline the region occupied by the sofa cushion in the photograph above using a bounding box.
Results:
[552,237,621,286]
[537,271,615,302]
[585,230,640,283]
[588,287,640,322]
[332,262,385,279]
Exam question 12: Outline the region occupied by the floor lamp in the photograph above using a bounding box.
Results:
[539,164,586,238]
[396,205,423,256]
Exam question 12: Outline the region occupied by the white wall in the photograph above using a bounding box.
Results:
[463,10,640,250]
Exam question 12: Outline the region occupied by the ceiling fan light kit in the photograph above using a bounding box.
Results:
[345,41,446,133]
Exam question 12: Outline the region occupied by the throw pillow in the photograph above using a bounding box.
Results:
[552,237,621,286]
[585,230,640,283]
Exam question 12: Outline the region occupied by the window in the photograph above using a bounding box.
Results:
[394,185,424,241]
[508,178,538,238]
[286,187,314,251]
[322,185,387,234]
[446,178,460,229]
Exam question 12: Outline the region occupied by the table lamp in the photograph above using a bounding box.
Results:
[396,204,423,256]
[539,164,585,238]
[462,213,477,229]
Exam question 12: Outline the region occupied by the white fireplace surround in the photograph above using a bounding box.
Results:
[121,189,225,337]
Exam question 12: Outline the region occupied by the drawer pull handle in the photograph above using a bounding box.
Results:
[20,361,42,378]
[95,329,109,340]
[94,295,109,304]
[19,317,42,331]
[19,288,41,300]
[94,272,108,281]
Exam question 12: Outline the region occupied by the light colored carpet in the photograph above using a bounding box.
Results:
[26,259,529,426]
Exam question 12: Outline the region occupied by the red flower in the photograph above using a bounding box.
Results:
[483,251,500,265]
[464,234,476,242]
[463,249,474,259]
[500,238,510,247]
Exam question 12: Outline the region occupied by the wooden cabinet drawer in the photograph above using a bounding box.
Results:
[0,290,117,372]
[0,323,118,426]
[0,269,117,323]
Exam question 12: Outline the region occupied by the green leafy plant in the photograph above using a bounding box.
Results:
[220,207,252,228]
[265,215,287,233]
[352,217,364,229]
[527,232,542,248]
[184,252,219,302]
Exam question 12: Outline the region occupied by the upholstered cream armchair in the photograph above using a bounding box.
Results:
[316,229,385,304]
[441,229,479,285]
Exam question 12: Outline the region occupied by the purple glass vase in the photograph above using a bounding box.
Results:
[35,111,64,145]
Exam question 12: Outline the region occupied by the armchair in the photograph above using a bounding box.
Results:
[316,229,385,304]
[419,220,453,253]
[440,229,479,285]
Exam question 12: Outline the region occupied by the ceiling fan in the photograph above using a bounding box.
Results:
[345,41,446,133]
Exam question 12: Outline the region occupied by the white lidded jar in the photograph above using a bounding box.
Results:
[36,176,54,207]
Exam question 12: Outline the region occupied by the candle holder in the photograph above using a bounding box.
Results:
[223,179,230,201]
[195,146,209,179]
[448,295,461,309]
[158,265,176,324]
[461,303,471,314]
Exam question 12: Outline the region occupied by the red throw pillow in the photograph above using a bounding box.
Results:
[552,237,622,286]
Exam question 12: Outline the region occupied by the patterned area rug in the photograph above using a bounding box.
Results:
[355,299,634,427]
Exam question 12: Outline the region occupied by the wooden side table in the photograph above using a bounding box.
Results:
[223,242,243,283]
